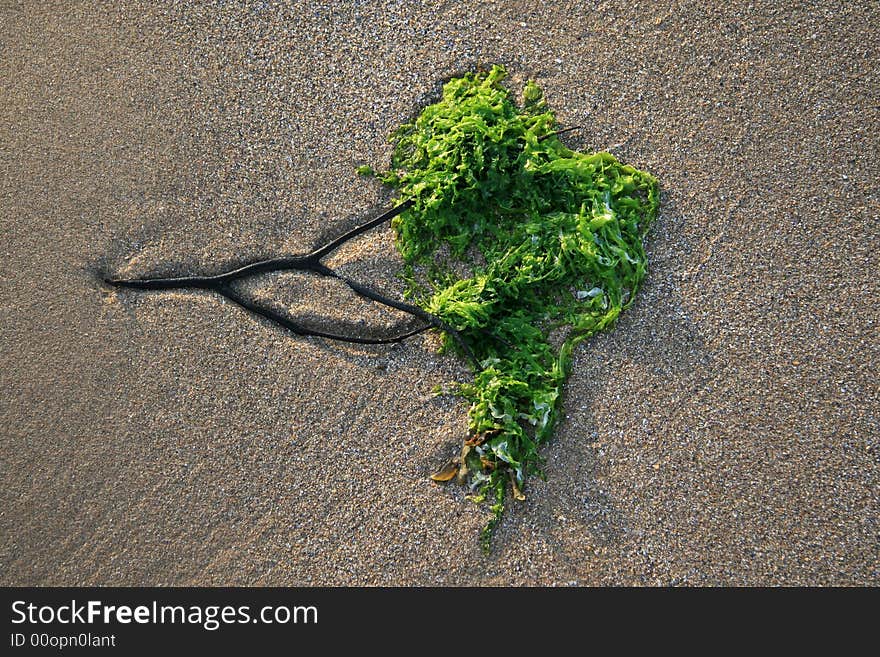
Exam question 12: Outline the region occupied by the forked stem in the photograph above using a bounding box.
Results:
[106,200,476,364]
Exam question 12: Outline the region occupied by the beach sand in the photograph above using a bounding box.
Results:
[1,1,877,585]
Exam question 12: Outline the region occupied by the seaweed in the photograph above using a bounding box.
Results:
[105,64,659,552]
[369,65,659,551]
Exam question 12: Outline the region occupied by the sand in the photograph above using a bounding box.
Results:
[1,1,877,586]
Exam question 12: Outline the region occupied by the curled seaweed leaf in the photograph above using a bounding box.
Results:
[369,65,659,550]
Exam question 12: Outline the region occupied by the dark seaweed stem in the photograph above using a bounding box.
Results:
[105,201,414,290]
[216,283,430,345]
[339,273,477,364]
[537,125,582,142]
[104,199,476,361]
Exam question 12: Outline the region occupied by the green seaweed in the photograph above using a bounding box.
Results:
[367,65,658,551]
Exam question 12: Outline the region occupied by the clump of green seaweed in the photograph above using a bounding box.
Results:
[366,65,658,550]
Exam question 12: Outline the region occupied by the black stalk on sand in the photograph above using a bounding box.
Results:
[106,200,477,365]
[537,125,582,142]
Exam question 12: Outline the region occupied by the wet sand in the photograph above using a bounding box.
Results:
[1,1,877,585]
